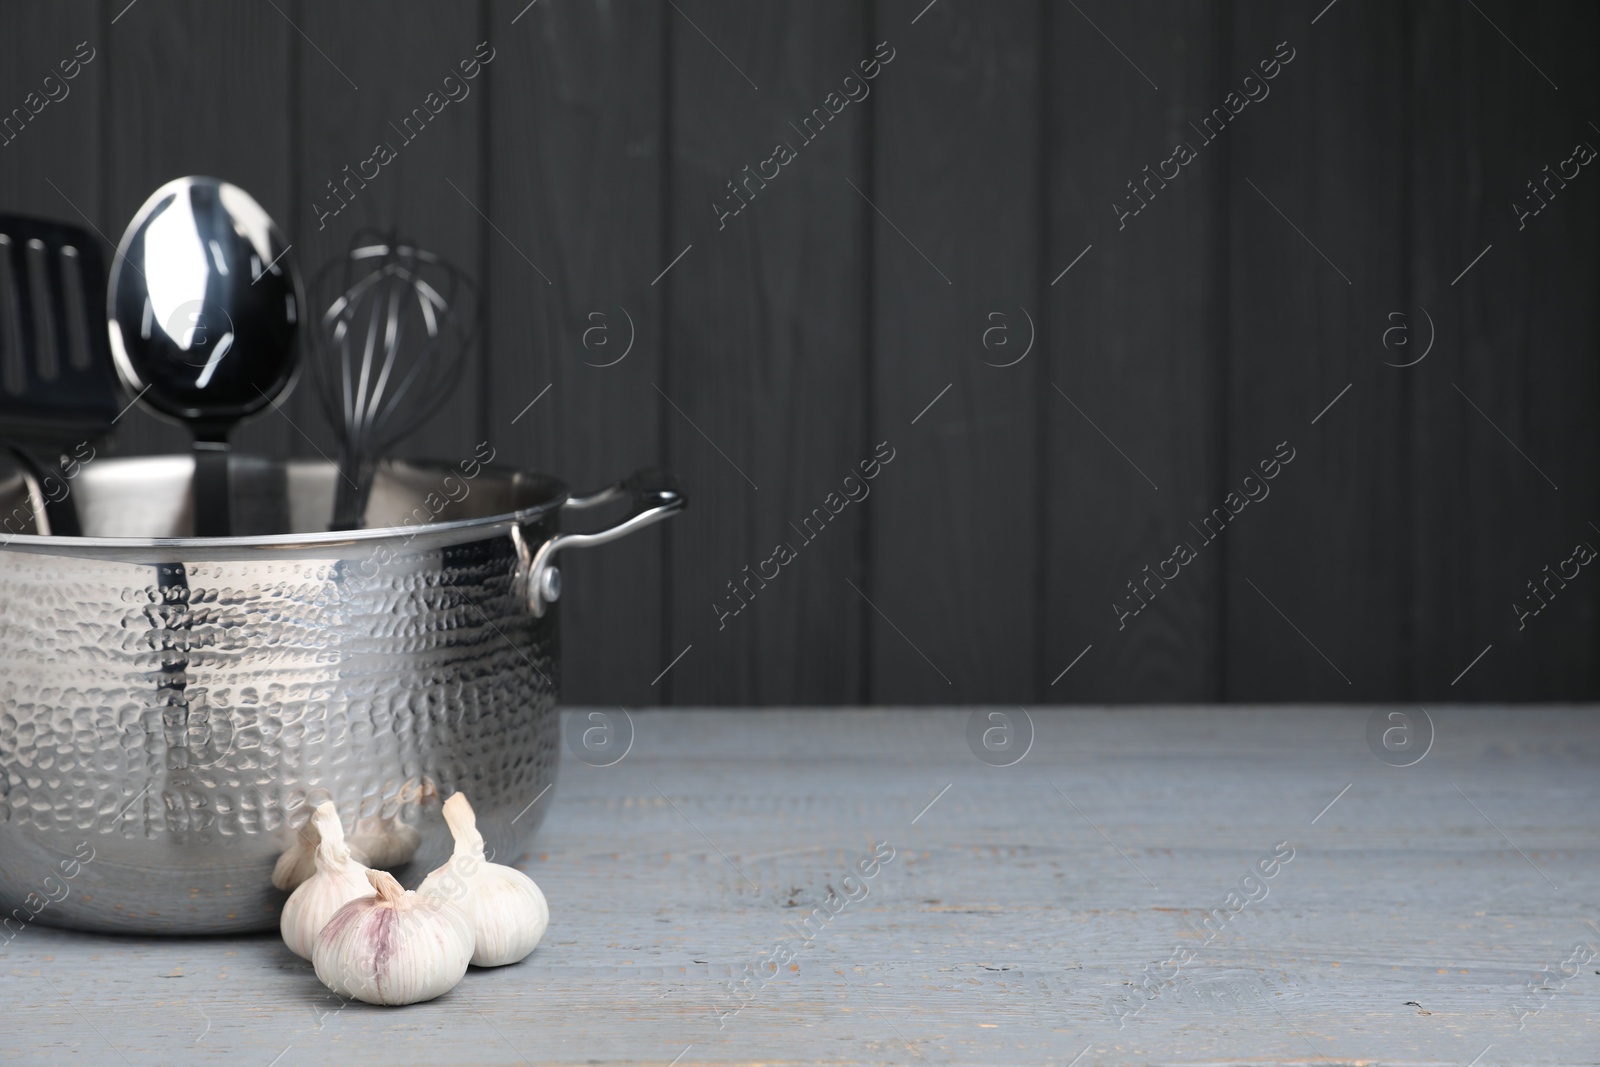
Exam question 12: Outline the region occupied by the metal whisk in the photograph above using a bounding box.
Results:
[310,231,478,530]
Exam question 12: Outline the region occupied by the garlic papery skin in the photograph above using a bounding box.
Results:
[272,808,373,892]
[347,815,422,869]
[346,777,435,870]
[419,792,550,967]
[271,834,315,892]
[313,869,473,1006]
[279,803,374,960]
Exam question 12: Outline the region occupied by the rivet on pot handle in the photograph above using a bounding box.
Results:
[517,468,686,617]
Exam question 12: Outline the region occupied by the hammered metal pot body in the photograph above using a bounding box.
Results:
[0,456,566,935]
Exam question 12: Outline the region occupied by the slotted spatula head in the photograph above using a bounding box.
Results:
[0,214,122,455]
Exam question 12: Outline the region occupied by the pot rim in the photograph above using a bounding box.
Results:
[0,456,569,560]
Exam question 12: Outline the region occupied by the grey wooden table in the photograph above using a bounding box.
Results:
[4,707,1597,1066]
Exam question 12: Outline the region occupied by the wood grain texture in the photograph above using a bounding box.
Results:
[291,0,487,465]
[665,0,869,703]
[869,0,1040,703]
[1409,2,1600,700]
[1041,2,1228,701]
[482,0,666,706]
[4,706,1597,1065]
[1,3,1597,704]
[0,2,102,242]
[101,0,295,460]
[1222,2,1408,698]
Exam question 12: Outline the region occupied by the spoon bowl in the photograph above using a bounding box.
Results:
[107,177,301,534]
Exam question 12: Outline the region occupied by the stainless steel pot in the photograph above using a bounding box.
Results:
[0,453,683,934]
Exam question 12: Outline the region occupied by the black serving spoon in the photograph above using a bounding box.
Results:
[107,177,301,537]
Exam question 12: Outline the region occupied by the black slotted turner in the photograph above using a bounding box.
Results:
[0,214,123,535]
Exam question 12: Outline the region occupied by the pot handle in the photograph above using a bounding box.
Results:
[515,468,686,617]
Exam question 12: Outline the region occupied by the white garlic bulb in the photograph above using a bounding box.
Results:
[313,869,474,1005]
[272,806,372,892]
[347,815,422,869]
[420,792,549,967]
[279,802,374,959]
[272,836,314,892]
[348,777,436,869]
[275,780,437,889]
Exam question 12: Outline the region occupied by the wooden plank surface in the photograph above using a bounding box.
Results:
[0,2,102,266]
[4,706,1597,1065]
[483,0,666,705]
[1410,2,1600,700]
[1042,2,1228,701]
[867,0,1040,702]
[1222,1,1408,698]
[3,3,1599,704]
[664,0,869,703]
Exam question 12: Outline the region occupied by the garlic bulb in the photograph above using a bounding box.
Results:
[279,802,374,959]
[275,780,436,888]
[347,816,421,869]
[272,807,372,891]
[272,835,314,892]
[348,777,436,869]
[313,869,474,1005]
[420,792,549,967]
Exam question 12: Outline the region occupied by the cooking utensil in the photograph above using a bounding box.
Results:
[106,177,302,537]
[0,213,122,535]
[310,232,477,530]
[0,454,684,934]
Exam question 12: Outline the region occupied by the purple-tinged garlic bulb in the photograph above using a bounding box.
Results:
[313,870,473,1005]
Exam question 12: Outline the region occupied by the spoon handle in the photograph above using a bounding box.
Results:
[193,442,231,537]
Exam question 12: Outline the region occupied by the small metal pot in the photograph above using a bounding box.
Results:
[0,454,683,934]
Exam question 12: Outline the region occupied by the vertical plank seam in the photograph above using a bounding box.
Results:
[289,0,303,443]
[859,0,878,707]
[658,0,676,705]
[478,0,492,449]
[287,0,306,459]
[97,0,110,350]
[1399,0,1416,700]
[1215,0,1236,701]
[1032,0,1050,706]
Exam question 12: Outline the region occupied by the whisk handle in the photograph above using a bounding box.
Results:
[329,460,375,531]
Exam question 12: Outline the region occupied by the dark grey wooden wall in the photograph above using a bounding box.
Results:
[2,0,1596,705]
